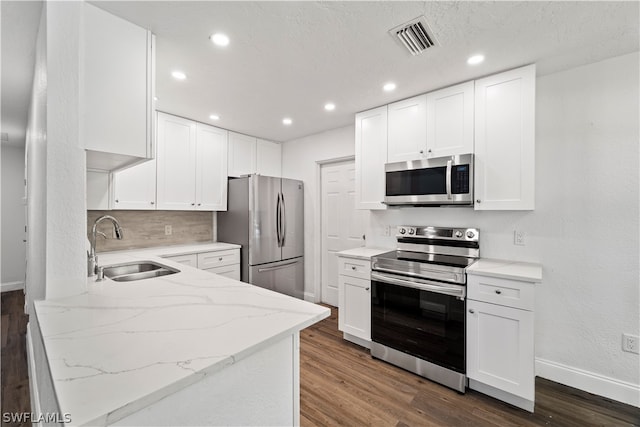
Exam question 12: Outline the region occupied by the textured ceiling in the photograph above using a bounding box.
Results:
[2,1,639,147]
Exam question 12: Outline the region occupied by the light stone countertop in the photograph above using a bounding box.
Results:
[98,241,241,258]
[466,258,543,282]
[34,248,329,426]
[337,247,392,260]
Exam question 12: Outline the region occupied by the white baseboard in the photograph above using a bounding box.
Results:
[27,323,43,427]
[1,281,25,292]
[536,358,640,408]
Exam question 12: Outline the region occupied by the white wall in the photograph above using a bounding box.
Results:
[1,145,26,289]
[282,52,639,406]
[281,125,358,301]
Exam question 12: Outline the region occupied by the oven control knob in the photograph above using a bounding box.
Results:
[399,228,406,235]
[455,230,463,238]
[466,230,475,239]
[408,228,415,235]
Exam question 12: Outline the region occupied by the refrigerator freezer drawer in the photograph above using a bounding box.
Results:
[249,257,304,300]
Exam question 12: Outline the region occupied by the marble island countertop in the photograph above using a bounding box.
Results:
[35,248,329,426]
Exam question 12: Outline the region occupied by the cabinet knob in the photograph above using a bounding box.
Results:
[365,287,370,291]
[198,203,202,206]
[191,203,196,206]
[218,257,223,261]
[476,199,482,204]
[469,309,475,314]
[419,150,424,154]
[351,266,357,270]
[150,201,155,205]
[428,149,432,153]
[495,290,502,295]
[115,199,119,203]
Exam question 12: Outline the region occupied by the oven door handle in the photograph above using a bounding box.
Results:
[371,272,465,298]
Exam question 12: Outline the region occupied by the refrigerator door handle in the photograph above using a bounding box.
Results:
[281,192,286,247]
[276,193,282,248]
[258,260,298,273]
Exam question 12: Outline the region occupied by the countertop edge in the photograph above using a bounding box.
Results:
[467,258,543,283]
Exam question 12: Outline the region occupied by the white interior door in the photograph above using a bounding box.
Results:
[321,160,367,306]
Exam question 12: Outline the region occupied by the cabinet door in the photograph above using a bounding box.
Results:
[338,275,371,341]
[87,170,110,210]
[467,299,534,400]
[82,3,152,170]
[474,65,536,210]
[228,132,256,177]
[156,113,197,210]
[387,95,427,163]
[112,158,157,210]
[355,106,387,210]
[256,139,282,177]
[196,124,228,211]
[426,81,474,158]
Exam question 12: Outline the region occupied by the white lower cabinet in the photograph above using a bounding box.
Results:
[466,273,536,412]
[337,255,371,348]
[164,249,240,279]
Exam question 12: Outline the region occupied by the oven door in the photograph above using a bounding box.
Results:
[371,271,466,374]
[384,154,473,206]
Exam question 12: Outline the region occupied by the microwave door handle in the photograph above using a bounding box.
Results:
[446,159,452,200]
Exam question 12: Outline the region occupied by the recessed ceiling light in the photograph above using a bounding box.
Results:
[210,33,230,47]
[171,71,187,80]
[467,54,485,65]
[383,82,396,92]
[282,118,292,125]
[209,114,220,121]
[324,103,336,111]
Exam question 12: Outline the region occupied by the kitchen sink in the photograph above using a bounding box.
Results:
[103,261,180,282]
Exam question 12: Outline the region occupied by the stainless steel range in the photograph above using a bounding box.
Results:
[370,226,479,393]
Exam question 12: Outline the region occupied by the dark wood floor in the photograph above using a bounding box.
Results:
[1,291,30,427]
[2,292,638,426]
[300,306,640,427]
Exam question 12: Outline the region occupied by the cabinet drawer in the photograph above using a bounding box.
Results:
[467,274,534,311]
[203,265,240,281]
[338,257,371,280]
[163,253,197,267]
[197,249,240,270]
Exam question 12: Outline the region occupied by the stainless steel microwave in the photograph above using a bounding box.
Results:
[384,154,473,206]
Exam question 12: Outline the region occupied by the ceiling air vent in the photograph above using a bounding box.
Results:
[389,16,438,56]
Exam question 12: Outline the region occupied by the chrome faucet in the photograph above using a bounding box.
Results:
[88,215,124,277]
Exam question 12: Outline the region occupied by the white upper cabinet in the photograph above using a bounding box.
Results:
[228,132,257,177]
[256,139,282,177]
[156,113,229,211]
[82,3,154,171]
[112,157,157,210]
[156,113,197,210]
[196,123,228,210]
[426,81,475,158]
[387,95,427,163]
[474,65,536,210]
[355,106,388,210]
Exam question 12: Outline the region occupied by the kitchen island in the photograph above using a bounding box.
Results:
[33,249,329,426]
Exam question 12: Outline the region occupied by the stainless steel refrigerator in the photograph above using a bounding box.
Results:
[217,175,304,299]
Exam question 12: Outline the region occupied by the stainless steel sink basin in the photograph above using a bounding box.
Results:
[103,261,180,282]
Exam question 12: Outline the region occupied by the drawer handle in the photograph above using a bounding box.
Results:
[469,309,475,314]
[495,290,502,295]
[365,287,370,291]
[351,266,357,270]
[218,257,223,261]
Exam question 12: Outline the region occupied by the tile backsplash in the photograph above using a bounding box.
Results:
[87,210,214,252]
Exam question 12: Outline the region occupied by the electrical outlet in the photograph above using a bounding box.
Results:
[622,333,639,354]
[514,230,525,246]
[164,225,172,236]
